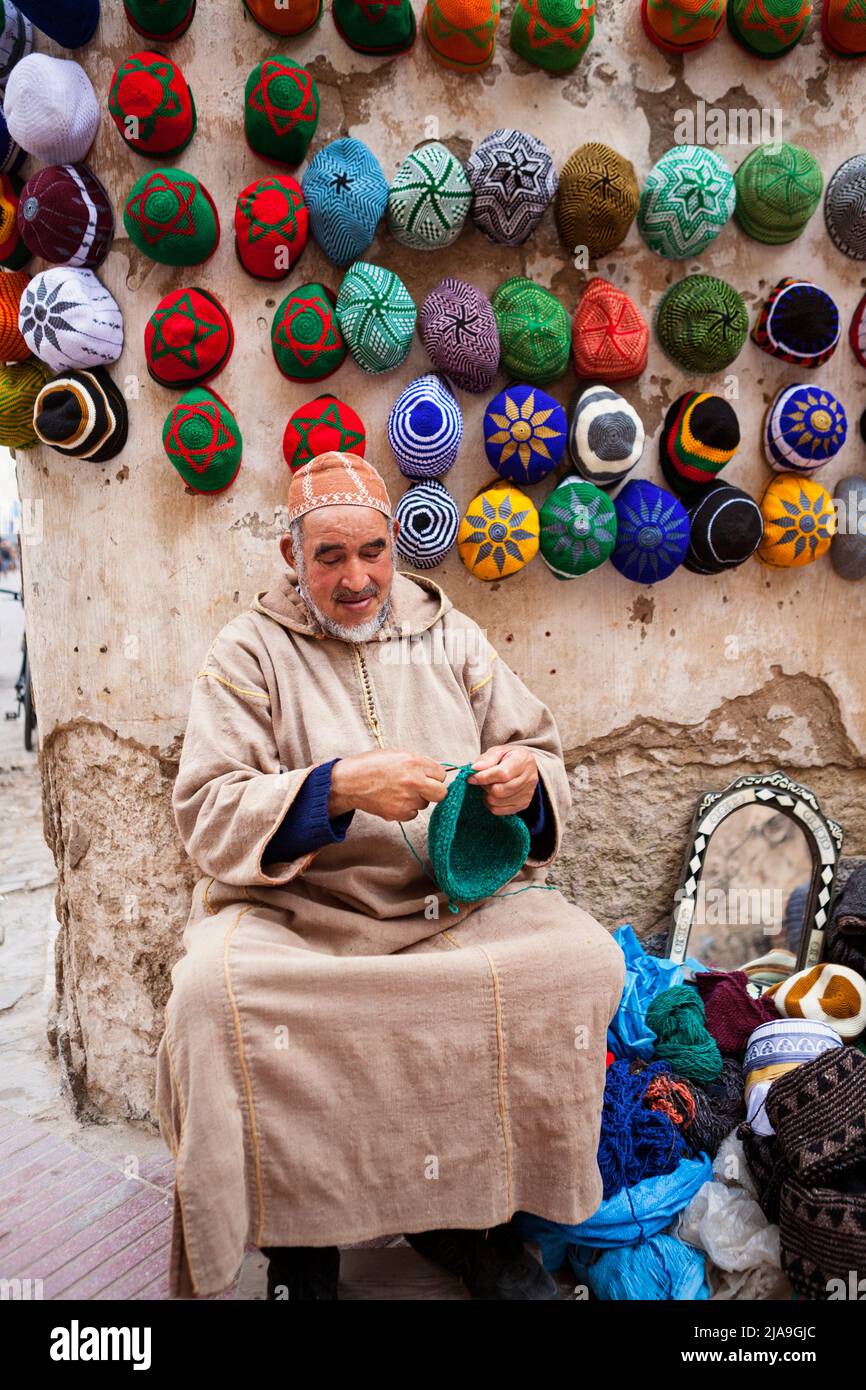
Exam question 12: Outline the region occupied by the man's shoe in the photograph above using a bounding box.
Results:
[261,1244,340,1300]
[403,1226,560,1300]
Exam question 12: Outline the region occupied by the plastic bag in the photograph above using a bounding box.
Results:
[608,924,707,1060]
[569,1234,710,1300]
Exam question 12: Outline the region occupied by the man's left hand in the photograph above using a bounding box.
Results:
[467,744,538,816]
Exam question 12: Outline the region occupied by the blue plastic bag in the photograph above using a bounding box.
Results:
[608,925,708,1060]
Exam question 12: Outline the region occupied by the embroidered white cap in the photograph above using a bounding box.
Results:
[18,266,124,372]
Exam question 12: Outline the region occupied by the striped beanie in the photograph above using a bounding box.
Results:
[124,167,220,267]
[767,964,866,1040]
[17,164,115,269]
[124,0,196,40]
[824,154,866,261]
[19,267,124,372]
[245,0,322,35]
[483,383,566,484]
[335,261,416,374]
[684,482,763,575]
[727,0,811,55]
[823,0,866,52]
[572,278,648,381]
[145,287,234,389]
[642,0,725,50]
[509,0,595,72]
[458,481,539,580]
[611,479,690,584]
[271,281,347,383]
[423,0,501,71]
[492,276,571,385]
[659,391,740,495]
[419,278,500,394]
[395,479,459,568]
[4,54,100,165]
[655,274,748,374]
[0,356,46,447]
[466,129,557,247]
[162,387,243,494]
[302,138,387,267]
[742,1018,842,1137]
[0,267,29,361]
[108,51,195,159]
[244,57,319,166]
[33,367,129,463]
[287,450,392,523]
[539,477,617,578]
[333,0,416,51]
[0,3,31,88]
[234,175,308,281]
[0,171,26,268]
[637,145,735,260]
[757,474,835,568]
[752,278,840,368]
[734,142,823,244]
[283,395,365,471]
[387,373,463,478]
[555,143,638,260]
[567,384,644,488]
[387,141,471,250]
[763,383,847,473]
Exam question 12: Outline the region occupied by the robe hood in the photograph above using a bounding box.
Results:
[252,566,452,640]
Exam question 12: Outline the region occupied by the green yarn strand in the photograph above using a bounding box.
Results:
[646,985,723,1084]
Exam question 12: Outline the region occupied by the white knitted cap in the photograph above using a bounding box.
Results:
[18,267,124,372]
[4,54,99,164]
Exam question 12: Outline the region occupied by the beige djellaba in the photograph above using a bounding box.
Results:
[156,567,625,1297]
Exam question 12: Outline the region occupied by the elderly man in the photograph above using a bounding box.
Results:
[156,451,624,1302]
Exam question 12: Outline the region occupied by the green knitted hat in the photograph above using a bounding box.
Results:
[244,57,319,166]
[335,261,417,374]
[655,275,748,374]
[427,765,531,909]
[271,282,347,382]
[539,476,617,578]
[333,0,417,52]
[727,0,811,55]
[637,145,735,259]
[124,0,195,40]
[734,142,823,244]
[387,141,472,250]
[555,143,639,260]
[0,359,49,448]
[162,387,243,493]
[509,0,595,72]
[492,276,571,385]
[123,167,219,266]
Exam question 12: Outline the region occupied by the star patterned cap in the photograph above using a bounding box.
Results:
[539,476,617,578]
[123,166,220,266]
[457,481,540,580]
[145,287,234,389]
[162,386,243,494]
[234,174,308,280]
[282,394,366,470]
[244,57,319,166]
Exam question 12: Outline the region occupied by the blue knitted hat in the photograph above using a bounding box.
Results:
[483,383,567,485]
[752,278,841,368]
[387,373,463,478]
[395,478,459,568]
[301,137,387,267]
[611,479,690,583]
[763,384,848,474]
[14,0,98,47]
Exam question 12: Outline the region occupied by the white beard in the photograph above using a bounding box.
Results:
[296,576,393,643]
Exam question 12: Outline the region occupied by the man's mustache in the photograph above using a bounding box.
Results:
[332,584,380,602]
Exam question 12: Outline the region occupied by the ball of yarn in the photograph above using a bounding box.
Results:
[646,985,723,1084]
[597,1059,689,1199]
[684,1057,746,1158]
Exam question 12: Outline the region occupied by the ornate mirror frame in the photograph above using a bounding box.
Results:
[667,771,844,973]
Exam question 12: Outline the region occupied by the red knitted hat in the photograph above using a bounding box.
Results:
[282,394,366,470]
[17,164,115,269]
[145,286,234,388]
[234,174,308,280]
[108,50,196,159]
[572,277,648,381]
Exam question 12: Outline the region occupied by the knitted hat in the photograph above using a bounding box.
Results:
[727,0,811,55]
[387,373,463,478]
[282,394,366,471]
[124,0,195,40]
[12,0,97,48]
[0,3,31,88]
[555,144,638,261]
[684,482,763,574]
[763,384,847,473]
[419,277,500,394]
[335,261,416,374]
[19,267,123,372]
[271,282,347,383]
[572,278,649,382]
[567,384,644,488]
[659,391,740,494]
[655,275,748,374]
[637,145,735,260]
[123,167,219,267]
[509,0,595,71]
[387,142,472,251]
[752,278,840,368]
[830,476,866,581]
[0,355,45,446]
[33,367,128,462]
[395,479,459,568]
[0,171,26,268]
[17,164,114,269]
[0,111,23,174]
[458,481,539,580]
[823,0,866,52]
[108,51,195,159]
[244,58,319,167]
[742,1017,842,1137]
[484,383,567,484]
[850,291,866,367]
[162,387,242,494]
[824,155,866,260]
[423,0,501,70]
[641,0,725,49]
[466,129,557,247]
[539,476,617,578]
[0,267,28,360]
[333,0,417,52]
[733,142,823,244]
[767,964,866,1040]
[757,474,835,567]
[302,138,388,267]
[145,287,233,389]
[244,0,322,35]
[768,1045,866,1204]
[4,55,100,165]
[429,765,531,908]
[234,175,308,281]
[492,276,571,385]
[611,480,690,583]
[287,450,392,524]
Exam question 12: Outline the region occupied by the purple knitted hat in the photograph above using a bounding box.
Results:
[419,276,500,394]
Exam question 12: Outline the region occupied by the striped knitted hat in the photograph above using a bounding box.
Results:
[19,267,123,372]
[0,267,29,361]
[423,0,501,70]
[655,275,748,374]
[611,480,690,583]
[234,175,308,281]
[419,278,500,394]
[245,0,322,34]
[108,51,195,159]
[492,276,571,385]
[145,287,233,389]
[287,450,392,523]
[123,167,220,267]
[124,0,195,39]
[509,0,595,72]
[734,143,823,244]
[271,281,347,383]
[395,479,459,568]
[387,373,463,478]
[684,482,763,574]
[33,367,129,463]
[17,164,114,269]
[466,129,557,247]
[659,392,740,494]
[4,54,100,165]
[831,476,866,581]
[0,171,26,268]
[458,481,539,580]
[767,964,866,1040]
[0,357,48,447]
[244,57,319,167]
[752,278,840,368]
[302,138,388,267]
[568,384,644,488]
[824,154,866,261]
[763,383,847,473]
[744,1018,842,1073]
[163,387,243,494]
[851,291,866,367]
[727,0,811,54]
[336,261,416,375]
[483,383,566,484]
[539,476,617,578]
[387,141,471,250]
[333,0,416,51]
[572,278,648,381]
[637,145,735,260]
[282,394,366,471]
[823,0,866,51]
[555,143,638,260]
[0,3,31,88]
[642,0,725,48]
[757,474,835,567]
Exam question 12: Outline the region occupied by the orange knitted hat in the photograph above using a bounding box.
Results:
[287,450,392,523]
[423,0,501,69]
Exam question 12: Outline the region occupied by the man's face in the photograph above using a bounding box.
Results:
[282,505,398,640]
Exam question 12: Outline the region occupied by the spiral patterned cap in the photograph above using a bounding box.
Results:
[655,274,748,375]
[395,479,460,568]
[734,142,822,245]
[387,373,463,478]
[567,385,643,488]
[825,154,866,262]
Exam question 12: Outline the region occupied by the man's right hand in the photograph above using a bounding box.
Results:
[328,749,449,822]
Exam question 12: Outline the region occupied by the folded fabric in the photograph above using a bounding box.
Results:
[767,963,866,1040]
[696,969,778,1055]
[569,1234,709,1300]
[740,947,797,989]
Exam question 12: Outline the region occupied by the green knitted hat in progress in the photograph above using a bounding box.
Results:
[427,766,531,908]
[637,145,735,259]
[727,0,811,56]
[123,167,219,266]
[335,260,417,374]
[655,275,749,374]
[244,57,319,166]
[734,142,823,244]
[0,359,49,448]
[555,143,639,259]
[510,0,596,72]
[492,276,571,385]
[387,142,472,250]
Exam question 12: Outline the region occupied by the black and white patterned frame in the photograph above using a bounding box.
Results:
[667,771,844,972]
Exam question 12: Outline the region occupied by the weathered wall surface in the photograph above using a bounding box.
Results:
[15,2,866,1122]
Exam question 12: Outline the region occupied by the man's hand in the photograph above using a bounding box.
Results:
[467,744,538,816]
[328,748,449,822]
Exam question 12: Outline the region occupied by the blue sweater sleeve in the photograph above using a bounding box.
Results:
[519,779,555,860]
[261,758,354,865]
